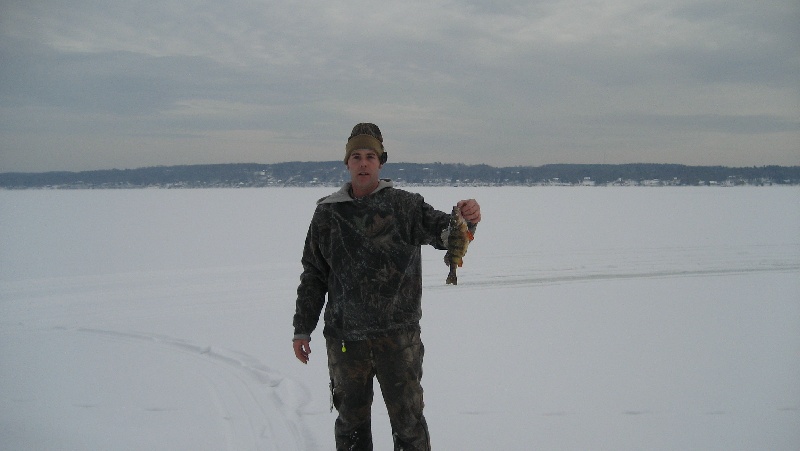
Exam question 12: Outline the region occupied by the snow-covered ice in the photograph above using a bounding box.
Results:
[1,186,798,450]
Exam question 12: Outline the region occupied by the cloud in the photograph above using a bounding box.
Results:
[1,0,798,171]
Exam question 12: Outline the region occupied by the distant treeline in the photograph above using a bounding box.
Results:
[1,162,799,189]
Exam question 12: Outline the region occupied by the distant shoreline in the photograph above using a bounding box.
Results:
[2,162,798,189]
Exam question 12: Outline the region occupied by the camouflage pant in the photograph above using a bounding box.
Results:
[326,329,431,451]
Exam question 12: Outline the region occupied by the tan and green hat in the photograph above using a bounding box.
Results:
[344,123,385,164]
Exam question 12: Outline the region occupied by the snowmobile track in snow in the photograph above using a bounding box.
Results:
[75,328,315,451]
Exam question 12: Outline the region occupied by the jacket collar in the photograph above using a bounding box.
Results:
[318,179,394,204]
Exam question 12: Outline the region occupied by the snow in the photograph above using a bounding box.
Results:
[1,186,799,450]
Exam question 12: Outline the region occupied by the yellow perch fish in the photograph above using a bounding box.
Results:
[444,206,475,285]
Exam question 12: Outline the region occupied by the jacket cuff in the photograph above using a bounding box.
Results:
[293,333,311,342]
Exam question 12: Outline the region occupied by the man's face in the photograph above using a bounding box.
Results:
[346,149,382,192]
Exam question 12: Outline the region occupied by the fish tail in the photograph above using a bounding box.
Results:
[446,264,458,285]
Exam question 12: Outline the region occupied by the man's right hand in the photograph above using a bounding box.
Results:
[293,339,311,364]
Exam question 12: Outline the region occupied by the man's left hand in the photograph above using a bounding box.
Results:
[457,199,481,224]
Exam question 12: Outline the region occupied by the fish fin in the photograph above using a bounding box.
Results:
[467,230,474,241]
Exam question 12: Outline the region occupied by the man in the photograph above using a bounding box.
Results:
[292,123,481,450]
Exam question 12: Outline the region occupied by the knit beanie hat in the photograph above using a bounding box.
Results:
[344,123,385,164]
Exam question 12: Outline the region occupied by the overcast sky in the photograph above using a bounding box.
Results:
[1,0,798,172]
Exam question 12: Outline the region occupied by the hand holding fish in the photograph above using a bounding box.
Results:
[457,199,481,224]
[445,201,480,285]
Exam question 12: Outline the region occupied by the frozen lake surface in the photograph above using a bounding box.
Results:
[1,186,799,450]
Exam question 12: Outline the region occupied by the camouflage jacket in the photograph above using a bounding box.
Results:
[293,180,452,342]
